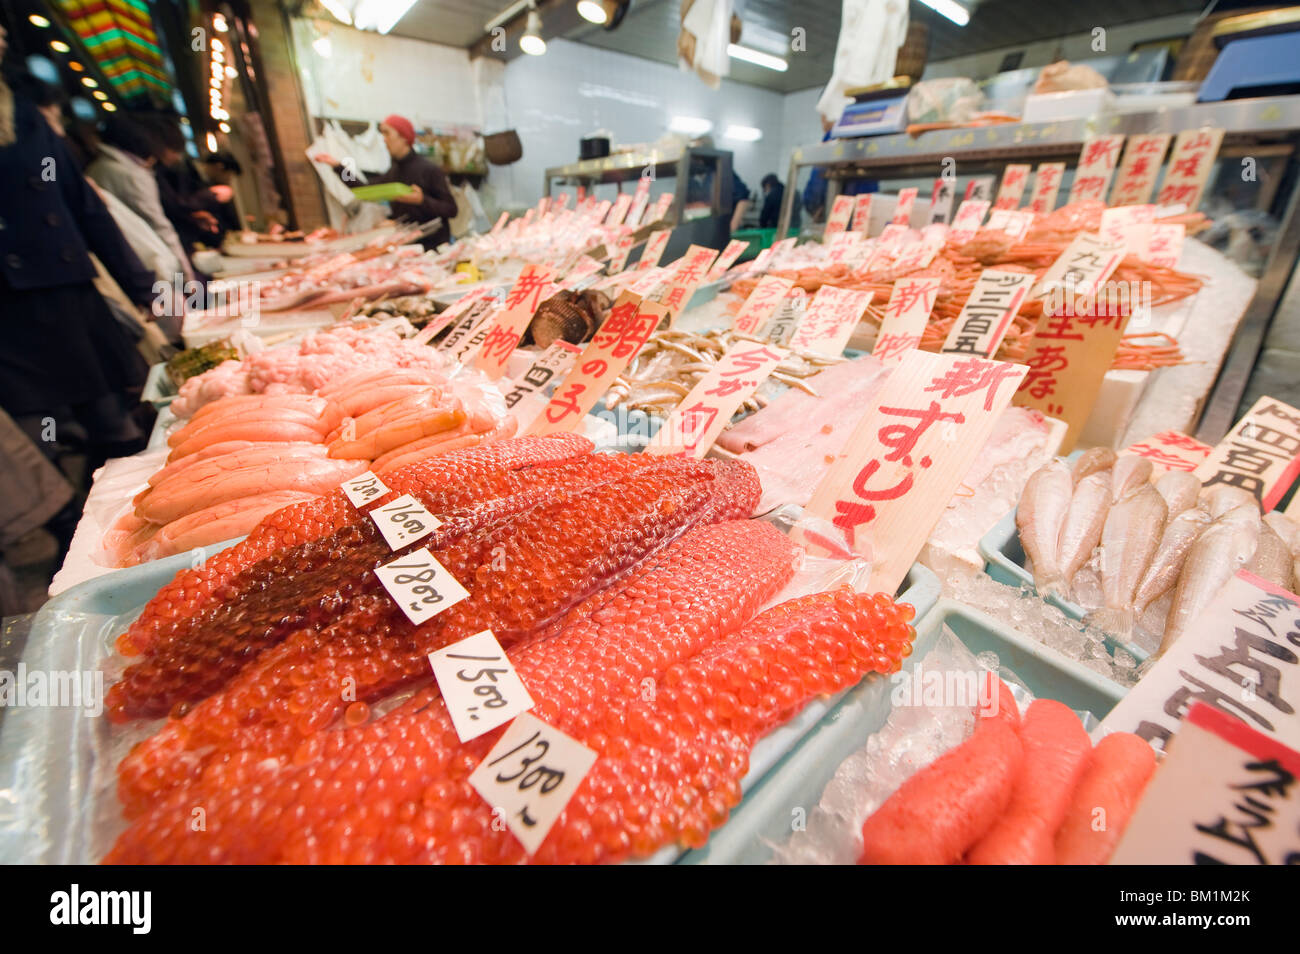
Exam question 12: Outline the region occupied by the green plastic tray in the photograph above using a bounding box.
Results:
[350,182,415,203]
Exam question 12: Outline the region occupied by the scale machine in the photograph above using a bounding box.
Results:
[1198,9,1300,102]
[830,80,913,138]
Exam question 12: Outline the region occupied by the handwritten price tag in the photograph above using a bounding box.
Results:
[469,711,598,855]
[940,269,1033,358]
[993,164,1030,209]
[824,194,854,236]
[341,471,390,509]
[1026,162,1064,214]
[732,275,794,336]
[891,187,918,225]
[374,546,469,626]
[1110,134,1171,206]
[605,192,632,227]
[429,629,535,742]
[929,178,956,224]
[1068,134,1126,204]
[475,265,555,380]
[1124,430,1212,476]
[707,238,749,280]
[626,175,652,228]
[873,277,940,363]
[948,199,990,244]
[787,284,874,357]
[637,229,672,270]
[1194,396,1300,511]
[1155,127,1224,210]
[369,493,442,550]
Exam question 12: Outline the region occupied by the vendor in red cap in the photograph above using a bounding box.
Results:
[313,114,457,249]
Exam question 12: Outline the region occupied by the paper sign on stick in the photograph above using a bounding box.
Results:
[993,164,1030,209]
[1110,134,1172,206]
[786,285,874,357]
[873,278,940,363]
[1194,396,1300,511]
[475,264,555,379]
[1026,162,1065,214]
[940,269,1033,358]
[732,275,794,336]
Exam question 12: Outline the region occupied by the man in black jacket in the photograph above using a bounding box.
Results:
[313,114,457,249]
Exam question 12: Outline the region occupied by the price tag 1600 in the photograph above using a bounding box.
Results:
[341,470,390,509]
[428,629,535,742]
[469,712,597,855]
[370,493,442,550]
[374,547,469,626]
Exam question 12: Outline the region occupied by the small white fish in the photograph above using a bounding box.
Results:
[1132,508,1211,618]
[1199,483,1258,519]
[1159,505,1260,655]
[1263,510,1300,554]
[1111,455,1154,502]
[1089,484,1167,638]
[1017,460,1073,593]
[1055,470,1112,594]
[1071,447,1117,484]
[1154,471,1201,523]
[1247,519,1292,590]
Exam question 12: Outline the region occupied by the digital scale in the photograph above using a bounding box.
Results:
[1198,9,1300,102]
[830,80,913,138]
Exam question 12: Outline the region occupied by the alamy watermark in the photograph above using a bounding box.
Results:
[0,664,104,718]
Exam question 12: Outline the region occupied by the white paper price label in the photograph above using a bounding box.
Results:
[369,493,442,550]
[469,711,597,855]
[341,470,390,509]
[374,546,469,626]
[428,629,535,742]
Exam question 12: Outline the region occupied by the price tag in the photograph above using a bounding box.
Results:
[369,493,442,550]
[1194,396,1300,510]
[650,192,674,223]
[873,277,940,363]
[647,341,786,456]
[1098,571,1300,753]
[732,275,794,336]
[1155,127,1224,211]
[475,265,556,380]
[374,546,469,626]
[469,711,598,856]
[1124,430,1213,476]
[801,349,1027,592]
[652,244,718,318]
[1067,134,1126,204]
[1026,162,1065,214]
[1110,134,1172,206]
[948,199,990,244]
[1120,222,1185,269]
[503,340,581,409]
[981,209,1034,241]
[964,176,995,201]
[786,284,874,357]
[707,238,749,280]
[928,177,956,224]
[877,223,910,246]
[605,192,633,227]
[1109,702,1300,865]
[940,269,1033,358]
[637,229,671,270]
[341,470,390,509]
[428,629,535,742]
[746,246,774,273]
[606,233,636,273]
[765,287,808,346]
[767,236,798,267]
[993,164,1030,209]
[824,194,854,236]
[1100,204,1156,244]
[626,175,652,228]
[1031,232,1127,301]
[891,187,918,225]
[851,193,874,233]
[825,230,864,264]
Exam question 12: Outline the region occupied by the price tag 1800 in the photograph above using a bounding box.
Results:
[469,712,597,856]
[374,547,469,626]
[369,493,442,550]
[428,629,535,742]
[341,470,390,509]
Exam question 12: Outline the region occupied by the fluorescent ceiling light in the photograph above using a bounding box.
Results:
[520,9,546,55]
[670,116,713,135]
[577,0,607,24]
[319,0,354,25]
[727,43,787,72]
[354,0,418,34]
[918,0,969,26]
[723,124,762,142]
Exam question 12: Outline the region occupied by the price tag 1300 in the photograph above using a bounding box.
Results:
[341,470,390,509]
[428,629,535,742]
[374,547,469,626]
[370,493,441,550]
[469,712,597,855]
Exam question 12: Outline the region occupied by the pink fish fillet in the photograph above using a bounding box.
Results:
[168,420,326,460]
[140,491,321,561]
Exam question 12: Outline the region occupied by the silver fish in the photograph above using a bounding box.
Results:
[1111,455,1154,502]
[1263,510,1300,554]
[1132,508,1211,617]
[1089,484,1167,638]
[1159,505,1260,655]
[1071,447,1117,484]
[1247,519,1292,590]
[1199,483,1258,519]
[1055,470,1112,592]
[1154,471,1201,523]
[1017,459,1073,593]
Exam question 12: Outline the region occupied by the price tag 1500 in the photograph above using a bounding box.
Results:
[429,629,535,742]
[341,470,390,509]
[469,712,597,856]
[370,493,442,550]
[374,547,469,626]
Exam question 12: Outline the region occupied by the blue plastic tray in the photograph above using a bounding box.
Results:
[677,597,1127,865]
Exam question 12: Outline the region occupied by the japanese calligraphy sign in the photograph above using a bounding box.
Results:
[1110,702,1300,865]
[650,191,674,224]
[929,177,956,224]
[606,233,636,273]
[652,244,719,318]
[412,285,492,345]
[982,209,1034,241]
[873,277,940,364]
[891,187,918,225]
[1013,285,1134,451]
[887,237,944,274]
[502,340,582,417]
[940,269,1033,358]
[637,229,671,270]
[626,175,652,228]
[1194,396,1300,510]
[436,294,500,359]
[826,230,866,265]
[825,194,854,236]
[993,164,1030,209]
[556,255,604,290]
[647,342,786,457]
[1110,133,1172,206]
[528,292,666,436]
[1100,204,1156,244]
[802,350,1027,592]
[851,193,875,233]
[1031,232,1127,301]
[963,176,995,202]
[707,238,749,280]
[1156,127,1225,211]
[1098,571,1300,754]
[948,199,990,245]
[475,265,556,379]
[1026,162,1065,214]
[786,284,874,357]
[1067,134,1126,204]
[765,287,809,347]
[605,192,633,227]
[732,275,795,336]
[1124,430,1213,476]
[1122,222,1185,269]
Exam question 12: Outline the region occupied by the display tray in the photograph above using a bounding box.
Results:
[142,362,177,409]
[2,537,939,865]
[677,598,1127,865]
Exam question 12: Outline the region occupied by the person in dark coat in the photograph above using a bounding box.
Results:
[312,114,457,249]
[0,33,157,462]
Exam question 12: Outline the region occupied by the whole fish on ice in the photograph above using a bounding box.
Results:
[1159,505,1261,655]
[1017,460,1073,594]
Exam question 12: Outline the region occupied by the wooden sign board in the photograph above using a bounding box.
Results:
[1194,396,1300,511]
[1067,134,1126,204]
[872,277,940,363]
[732,275,795,336]
[940,269,1034,358]
[1156,127,1225,211]
[1026,162,1065,214]
[993,164,1030,209]
[1110,133,1172,206]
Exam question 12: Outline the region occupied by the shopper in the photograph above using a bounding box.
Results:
[0,32,157,471]
[198,150,243,233]
[759,173,785,228]
[143,114,225,250]
[312,114,457,249]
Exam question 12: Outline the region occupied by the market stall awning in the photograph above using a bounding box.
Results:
[56,0,173,101]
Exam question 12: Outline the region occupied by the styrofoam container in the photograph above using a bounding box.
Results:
[678,598,1127,865]
[1021,88,1116,123]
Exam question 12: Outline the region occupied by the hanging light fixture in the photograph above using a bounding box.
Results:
[519,6,546,55]
[576,0,606,24]
[29,14,51,27]
[50,40,70,53]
